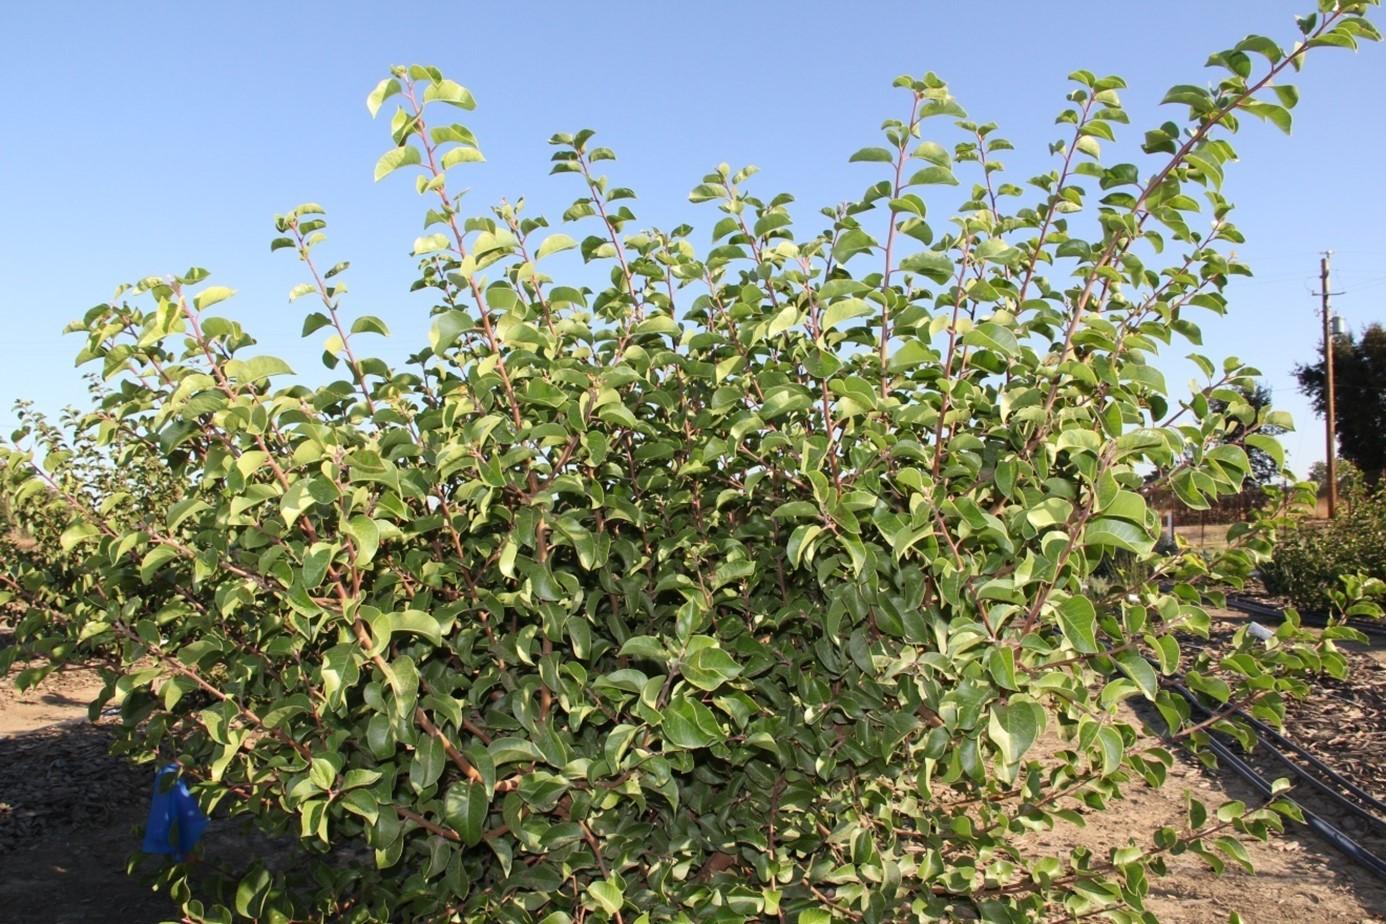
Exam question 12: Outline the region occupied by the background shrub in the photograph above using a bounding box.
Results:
[1261,484,1386,612]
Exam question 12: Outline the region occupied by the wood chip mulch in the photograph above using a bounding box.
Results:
[0,720,147,852]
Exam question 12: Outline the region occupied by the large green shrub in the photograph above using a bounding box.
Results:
[1261,484,1386,612]
[2,6,1382,921]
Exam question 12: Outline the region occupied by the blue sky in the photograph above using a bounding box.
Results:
[2,1,1383,475]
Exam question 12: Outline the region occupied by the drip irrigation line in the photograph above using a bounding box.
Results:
[1226,595,1386,641]
[1166,682,1386,881]
[1234,708,1386,820]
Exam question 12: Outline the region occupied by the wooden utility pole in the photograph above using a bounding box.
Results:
[1320,252,1339,519]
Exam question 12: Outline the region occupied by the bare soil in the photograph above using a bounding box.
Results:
[1025,721,1386,923]
[0,662,178,923]
[3,617,1386,923]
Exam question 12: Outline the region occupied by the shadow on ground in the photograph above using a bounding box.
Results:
[0,722,176,923]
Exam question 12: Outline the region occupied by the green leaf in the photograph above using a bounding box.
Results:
[1114,650,1159,699]
[988,701,1045,766]
[586,879,624,915]
[960,321,1019,357]
[429,310,468,355]
[351,314,390,336]
[766,302,799,337]
[498,540,518,579]
[444,780,489,846]
[849,146,894,163]
[1244,433,1283,469]
[973,237,1022,267]
[1150,634,1180,674]
[1214,835,1253,872]
[309,756,338,790]
[619,636,668,661]
[139,545,179,583]
[1171,470,1209,511]
[374,145,422,182]
[771,501,818,520]
[754,212,792,237]
[226,355,295,383]
[681,647,742,692]
[1100,490,1148,523]
[389,610,443,646]
[1096,725,1124,775]
[889,339,935,371]
[413,233,450,255]
[341,789,379,824]
[787,524,822,568]
[1084,518,1154,554]
[899,250,955,283]
[194,286,236,311]
[59,522,100,552]
[1243,100,1292,134]
[633,315,679,337]
[1025,496,1073,529]
[988,647,1018,691]
[1056,596,1099,654]
[166,497,209,531]
[1236,34,1283,63]
[302,542,332,590]
[906,165,958,186]
[822,297,874,333]
[424,78,476,110]
[536,233,578,261]
[833,229,877,263]
[302,312,332,336]
[913,140,951,166]
[661,696,724,749]
[344,515,380,566]
[411,735,445,791]
[488,737,544,766]
[366,78,401,117]
[280,479,316,526]
[441,146,485,168]
[234,866,271,919]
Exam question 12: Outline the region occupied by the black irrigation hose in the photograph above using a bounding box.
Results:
[1209,595,1386,816]
[1235,709,1386,821]
[1226,595,1386,641]
[1167,682,1386,881]
[1169,679,1386,827]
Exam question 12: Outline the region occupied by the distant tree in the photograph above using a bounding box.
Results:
[1211,383,1285,488]
[1147,383,1287,516]
[1296,322,1386,484]
[1307,457,1365,497]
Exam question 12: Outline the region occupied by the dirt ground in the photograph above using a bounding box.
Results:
[3,620,1386,923]
[1024,732,1386,923]
[0,662,177,923]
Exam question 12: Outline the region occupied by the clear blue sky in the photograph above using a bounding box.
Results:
[2,1,1383,476]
